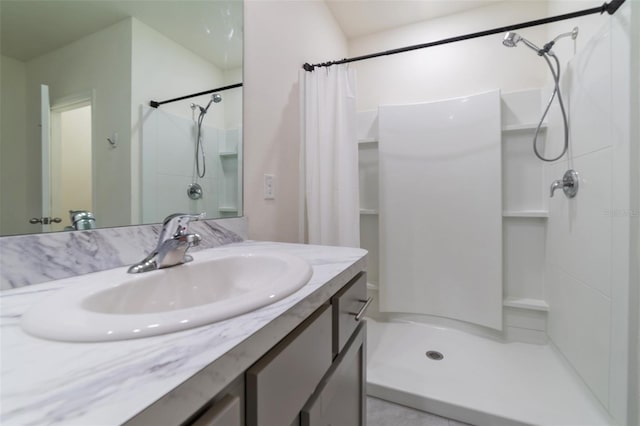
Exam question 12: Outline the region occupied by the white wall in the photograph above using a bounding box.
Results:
[243,0,348,242]
[543,1,634,423]
[130,18,225,125]
[130,18,225,223]
[26,19,132,229]
[0,56,31,235]
[223,67,243,130]
[631,3,640,425]
[56,106,93,231]
[350,1,548,111]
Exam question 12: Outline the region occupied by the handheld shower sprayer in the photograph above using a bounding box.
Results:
[191,93,223,179]
[200,93,222,114]
[191,94,222,114]
[502,27,578,162]
[502,32,542,53]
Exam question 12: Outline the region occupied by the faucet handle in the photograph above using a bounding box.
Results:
[549,170,579,198]
[160,213,205,240]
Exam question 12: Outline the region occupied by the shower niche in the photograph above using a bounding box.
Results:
[217,128,243,217]
[357,88,549,343]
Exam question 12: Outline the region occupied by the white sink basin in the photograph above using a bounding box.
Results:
[21,251,312,342]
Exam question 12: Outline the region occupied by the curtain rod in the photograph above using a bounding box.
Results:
[302,0,626,72]
[149,83,243,108]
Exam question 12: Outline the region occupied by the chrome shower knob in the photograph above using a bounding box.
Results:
[550,169,579,198]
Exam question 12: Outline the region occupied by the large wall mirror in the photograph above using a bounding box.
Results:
[0,0,243,236]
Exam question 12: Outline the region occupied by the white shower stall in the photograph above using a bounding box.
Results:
[354,2,635,425]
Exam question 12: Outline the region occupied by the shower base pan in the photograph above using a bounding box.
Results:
[366,318,614,426]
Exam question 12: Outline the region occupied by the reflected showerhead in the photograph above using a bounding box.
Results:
[502,32,521,48]
[198,94,223,114]
[190,94,222,116]
[502,31,541,53]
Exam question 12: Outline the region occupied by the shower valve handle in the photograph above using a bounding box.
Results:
[550,170,579,198]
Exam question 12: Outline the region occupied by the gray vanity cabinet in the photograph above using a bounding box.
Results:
[183,272,368,426]
[246,272,368,426]
[191,395,242,426]
[332,272,367,356]
[301,322,366,426]
[185,374,245,426]
[246,305,333,426]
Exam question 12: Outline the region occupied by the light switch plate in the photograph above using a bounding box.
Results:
[264,174,275,200]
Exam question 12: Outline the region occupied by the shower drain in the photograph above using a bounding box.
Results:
[426,350,444,361]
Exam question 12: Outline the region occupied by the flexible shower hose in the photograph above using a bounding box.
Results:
[533,52,570,162]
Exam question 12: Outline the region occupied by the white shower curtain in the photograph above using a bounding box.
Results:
[300,65,359,247]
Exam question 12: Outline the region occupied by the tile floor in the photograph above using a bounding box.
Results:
[367,397,473,426]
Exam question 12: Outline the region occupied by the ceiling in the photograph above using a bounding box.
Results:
[0,0,243,69]
[325,0,504,39]
[2,0,512,67]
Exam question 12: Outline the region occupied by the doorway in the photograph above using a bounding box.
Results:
[47,96,93,232]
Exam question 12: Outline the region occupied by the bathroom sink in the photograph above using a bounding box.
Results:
[21,251,313,342]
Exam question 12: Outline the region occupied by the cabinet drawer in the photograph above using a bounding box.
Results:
[332,272,368,355]
[301,322,366,426]
[246,304,332,426]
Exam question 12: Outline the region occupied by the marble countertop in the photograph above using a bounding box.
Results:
[0,241,367,425]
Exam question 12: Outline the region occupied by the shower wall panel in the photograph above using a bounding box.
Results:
[543,4,632,417]
[141,106,220,223]
[378,90,502,330]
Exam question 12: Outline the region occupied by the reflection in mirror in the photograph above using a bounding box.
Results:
[0,0,243,236]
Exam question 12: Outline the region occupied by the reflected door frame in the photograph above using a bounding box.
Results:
[43,89,96,231]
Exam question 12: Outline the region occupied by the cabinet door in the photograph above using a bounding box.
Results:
[191,395,241,426]
[247,305,333,426]
[301,321,366,426]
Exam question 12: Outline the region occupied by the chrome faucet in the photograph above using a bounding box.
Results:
[128,213,204,274]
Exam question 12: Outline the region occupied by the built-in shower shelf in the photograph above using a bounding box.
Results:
[358,138,378,145]
[503,297,549,312]
[360,209,379,215]
[502,122,548,132]
[219,151,238,157]
[218,206,238,212]
[502,210,549,218]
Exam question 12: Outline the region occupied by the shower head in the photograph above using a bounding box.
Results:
[501,31,542,53]
[197,94,223,115]
[502,32,521,48]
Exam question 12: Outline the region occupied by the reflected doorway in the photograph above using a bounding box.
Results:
[48,96,93,232]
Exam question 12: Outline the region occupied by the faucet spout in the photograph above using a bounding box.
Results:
[128,213,204,274]
[156,232,202,268]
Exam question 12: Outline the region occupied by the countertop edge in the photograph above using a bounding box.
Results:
[123,256,367,425]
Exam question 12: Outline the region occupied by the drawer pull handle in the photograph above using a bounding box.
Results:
[350,297,373,321]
